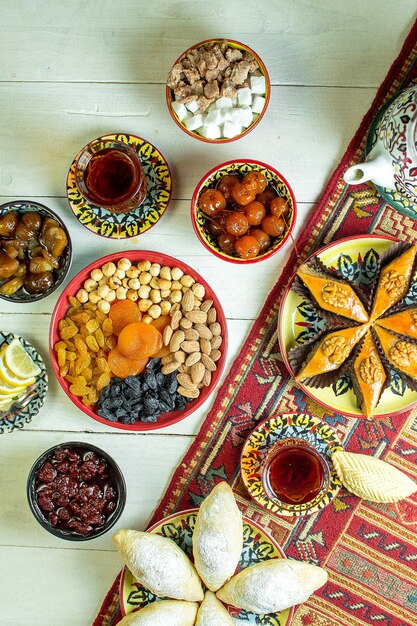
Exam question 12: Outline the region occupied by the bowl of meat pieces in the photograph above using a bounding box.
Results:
[191,160,296,263]
[166,39,270,142]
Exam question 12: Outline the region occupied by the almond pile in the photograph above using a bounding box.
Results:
[160,290,222,398]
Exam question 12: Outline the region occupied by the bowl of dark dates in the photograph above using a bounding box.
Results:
[0,200,72,303]
[27,441,126,541]
[191,160,296,263]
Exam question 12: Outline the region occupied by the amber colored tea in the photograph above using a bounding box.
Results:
[264,443,325,505]
[84,148,142,206]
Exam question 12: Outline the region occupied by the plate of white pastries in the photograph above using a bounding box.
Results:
[114,482,328,625]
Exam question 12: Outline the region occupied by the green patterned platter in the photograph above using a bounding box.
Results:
[0,332,48,434]
[66,133,172,239]
[279,235,417,418]
[119,508,294,626]
[241,413,342,517]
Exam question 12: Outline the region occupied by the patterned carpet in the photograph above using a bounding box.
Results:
[93,19,417,626]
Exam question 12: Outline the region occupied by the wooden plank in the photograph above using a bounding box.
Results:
[0,0,414,87]
[0,82,374,202]
[0,545,122,626]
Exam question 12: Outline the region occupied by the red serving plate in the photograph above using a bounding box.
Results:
[49,251,228,431]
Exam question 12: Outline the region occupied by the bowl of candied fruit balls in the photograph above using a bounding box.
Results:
[191,160,296,263]
[50,251,227,431]
[166,39,270,143]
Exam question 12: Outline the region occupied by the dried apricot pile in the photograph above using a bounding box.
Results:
[199,171,292,259]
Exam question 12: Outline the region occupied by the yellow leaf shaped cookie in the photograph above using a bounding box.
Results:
[332,450,417,503]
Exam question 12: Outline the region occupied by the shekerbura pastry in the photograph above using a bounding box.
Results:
[195,591,234,626]
[116,600,198,625]
[113,529,204,602]
[193,481,243,591]
[216,558,328,614]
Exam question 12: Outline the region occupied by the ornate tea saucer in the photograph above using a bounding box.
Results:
[241,413,342,517]
[66,133,172,239]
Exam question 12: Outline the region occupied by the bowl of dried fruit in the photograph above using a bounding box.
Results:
[49,251,228,431]
[27,441,126,540]
[191,160,296,263]
[0,200,72,303]
[166,39,270,143]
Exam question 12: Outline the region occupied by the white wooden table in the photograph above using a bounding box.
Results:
[0,2,414,624]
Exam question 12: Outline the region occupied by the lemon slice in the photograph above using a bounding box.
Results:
[0,398,13,412]
[4,338,41,379]
[0,351,36,387]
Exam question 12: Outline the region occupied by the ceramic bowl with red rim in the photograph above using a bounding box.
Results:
[49,251,227,431]
[119,508,294,626]
[166,39,270,143]
[191,160,296,264]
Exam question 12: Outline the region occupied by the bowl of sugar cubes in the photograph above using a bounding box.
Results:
[166,39,270,143]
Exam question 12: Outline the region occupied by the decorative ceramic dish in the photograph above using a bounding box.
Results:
[49,250,227,431]
[27,441,126,540]
[0,200,72,303]
[166,39,270,143]
[241,413,342,516]
[66,133,172,239]
[0,332,48,434]
[191,160,296,264]
[365,96,417,219]
[279,235,417,418]
[119,508,294,626]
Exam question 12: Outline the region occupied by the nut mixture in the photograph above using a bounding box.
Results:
[55,257,223,417]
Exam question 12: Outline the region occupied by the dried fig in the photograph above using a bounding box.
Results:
[29,257,55,273]
[15,212,42,241]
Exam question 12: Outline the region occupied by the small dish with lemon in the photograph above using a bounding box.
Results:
[0,332,48,434]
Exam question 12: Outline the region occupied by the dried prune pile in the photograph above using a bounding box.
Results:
[97,358,191,424]
[35,447,118,536]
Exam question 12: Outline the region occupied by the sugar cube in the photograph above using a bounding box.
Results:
[250,75,266,94]
[171,101,188,122]
[252,95,266,114]
[204,109,222,126]
[200,125,221,139]
[184,114,204,131]
[215,96,233,109]
[185,99,199,113]
[237,106,253,128]
[224,109,242,125]
[223,121,243,139]
[237,87,252,107]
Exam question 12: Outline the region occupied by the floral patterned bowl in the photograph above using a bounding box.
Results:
[166,39,270,144]
[191,160,297,264]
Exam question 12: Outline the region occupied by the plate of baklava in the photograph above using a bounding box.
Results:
[279,235,417,419]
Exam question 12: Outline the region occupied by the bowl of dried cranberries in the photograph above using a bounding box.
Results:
[191,160,296,263]
[27,441,126,541]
